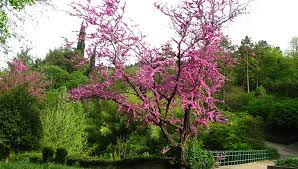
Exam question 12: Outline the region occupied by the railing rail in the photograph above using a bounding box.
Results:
[210,150,269,166]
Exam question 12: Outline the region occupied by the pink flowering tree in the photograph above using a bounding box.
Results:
[70,0,247,165]
[0,59,48,99]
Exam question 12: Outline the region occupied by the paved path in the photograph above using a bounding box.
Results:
[218,160,274,169]
[265,141,298,158]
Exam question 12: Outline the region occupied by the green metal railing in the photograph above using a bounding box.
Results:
[210,150,269,166]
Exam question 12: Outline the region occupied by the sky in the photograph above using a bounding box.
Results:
[1,0,298,68]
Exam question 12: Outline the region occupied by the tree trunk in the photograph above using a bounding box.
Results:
[176,107,192,168]
[256,74,259,89]
[86,47,97,76]
[177,145,187,169]
[246,56,250,93]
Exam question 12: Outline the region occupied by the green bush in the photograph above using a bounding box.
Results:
[41,87,87,155]
[55,148,68,164]
[0,143,10,161]
[247,97,298,143]
[223,86,254,111]
[276,157,298,168]
[41,65,70,89]
[9,152,41,163]
[186,141,215,169]
[201,112,265,150]
[42,147,54,163]
[0,86,42,152]
[41,65,88,89]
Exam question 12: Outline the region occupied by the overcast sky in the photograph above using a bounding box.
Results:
[1,0,298,68]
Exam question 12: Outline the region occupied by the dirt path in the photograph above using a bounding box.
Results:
[265,141,298,158]
[218,160,274,169]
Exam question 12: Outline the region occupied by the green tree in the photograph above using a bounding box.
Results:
[42,48,84,73]
[287,36,298,57]
[76,22,86,56]
[40,87,87,155]
[41,65,88,89]
[236,36,255,93]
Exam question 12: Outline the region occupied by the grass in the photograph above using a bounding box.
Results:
[0,161,82,169]
[275,156,298,168]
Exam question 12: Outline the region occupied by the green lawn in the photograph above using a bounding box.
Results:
[0,162,82,169]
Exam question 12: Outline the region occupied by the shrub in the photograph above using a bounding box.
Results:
[42,147,54,163]
[0,143,10,161]
[41,65,70,89]
[247,97,298,143]
[223,86,254,111]
[186,141,215,169]
[55,148,68,164]
[275,157,298,168]
[201,112,265,150]
[9,152,41,163]
[0,86,42,152]
[255,86,266,97]
[41,87,87,155]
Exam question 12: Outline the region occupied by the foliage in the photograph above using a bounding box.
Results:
[223,86,254,111]
[83,98,167,158]
[276,157,298,168]
[43,48,85,73]
[14,48,35,67]
[42,147,54,163]
[0,86,42,152]
[65,71,89,89]
[9,152,41,163]
[40,87,87,155]
[0,161,82,169]
[41,65,88,89]
[0,9,9,45]
[41,65,70,89]
[286,36,298,57]
[82,99,125,154]
[246,97,298,143]
[185,141,215,169]
[104,133,152,160]
[54,148,68,164]
[255,86,266,97]
[201,112,265,150]
[233,38,298,97]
